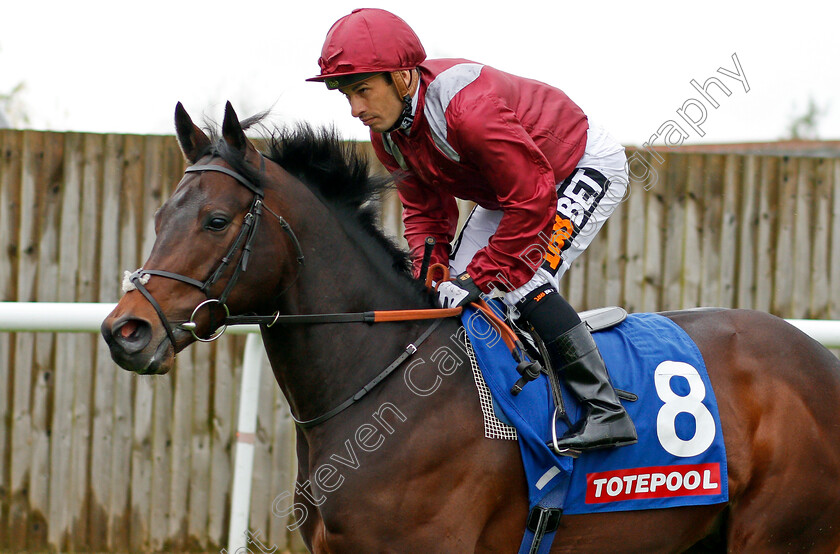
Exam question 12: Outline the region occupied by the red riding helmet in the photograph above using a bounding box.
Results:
[307,8,426,90]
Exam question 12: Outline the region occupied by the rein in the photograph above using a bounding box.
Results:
[222,307,463,326]
[128,156,527,429]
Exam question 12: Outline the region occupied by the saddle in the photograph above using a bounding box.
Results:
[515,305,629,353]
[578,306,630,332]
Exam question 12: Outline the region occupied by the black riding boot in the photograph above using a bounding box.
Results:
[515,285,636,451]
[547,322,637,451]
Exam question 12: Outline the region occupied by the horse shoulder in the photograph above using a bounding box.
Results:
[297,319,527,550]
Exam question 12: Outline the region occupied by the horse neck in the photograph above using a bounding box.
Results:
[262,190,430,425]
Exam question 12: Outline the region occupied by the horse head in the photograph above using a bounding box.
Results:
[101,102,304,374]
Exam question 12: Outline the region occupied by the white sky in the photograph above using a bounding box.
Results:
[1,0,839,146]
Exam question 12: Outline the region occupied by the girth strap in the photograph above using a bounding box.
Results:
[524,506,563,554]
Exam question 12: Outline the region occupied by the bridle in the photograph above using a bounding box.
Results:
[124,154,481,428]
[126,155,537,428]
[127,156,465,342]
[125,156,305,350]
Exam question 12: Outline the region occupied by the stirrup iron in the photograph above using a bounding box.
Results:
[548,407,580,458]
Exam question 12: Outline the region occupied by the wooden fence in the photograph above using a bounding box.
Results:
[1,129,839,552]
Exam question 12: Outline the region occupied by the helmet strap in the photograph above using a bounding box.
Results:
[386,70,416,133]
[392,70,410,98]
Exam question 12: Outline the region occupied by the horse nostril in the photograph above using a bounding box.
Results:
[119,319,140,340]
[112,318,152,354]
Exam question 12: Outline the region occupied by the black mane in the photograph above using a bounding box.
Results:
[264,123,414,276]
[202,116,414,277]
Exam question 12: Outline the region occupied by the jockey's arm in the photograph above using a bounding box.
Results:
[448,98,558,294]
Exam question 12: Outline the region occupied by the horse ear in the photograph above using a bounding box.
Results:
[174,102,211,163]
[221,101,249,153]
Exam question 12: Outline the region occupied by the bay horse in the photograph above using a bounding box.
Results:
[101,102,840,552]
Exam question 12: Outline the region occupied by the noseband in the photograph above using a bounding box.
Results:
[126,157,304,348]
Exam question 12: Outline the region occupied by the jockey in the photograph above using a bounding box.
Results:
[308,8,636,452]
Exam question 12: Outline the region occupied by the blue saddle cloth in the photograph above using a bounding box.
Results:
[462,306,729,516]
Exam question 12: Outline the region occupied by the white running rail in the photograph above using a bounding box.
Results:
[1,301,840,553]
[0,302,261,554]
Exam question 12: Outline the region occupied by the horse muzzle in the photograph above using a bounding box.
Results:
[101,313,175,374]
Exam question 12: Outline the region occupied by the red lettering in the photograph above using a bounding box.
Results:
[585,463,722,504]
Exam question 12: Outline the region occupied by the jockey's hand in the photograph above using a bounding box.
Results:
[436,273,482,308]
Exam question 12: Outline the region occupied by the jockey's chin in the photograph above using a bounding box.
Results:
[360,115,395,133]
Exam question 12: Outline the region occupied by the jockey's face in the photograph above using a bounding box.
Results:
[340,74,404,133]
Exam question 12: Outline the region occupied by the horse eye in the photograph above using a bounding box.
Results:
[205,216,230,231]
